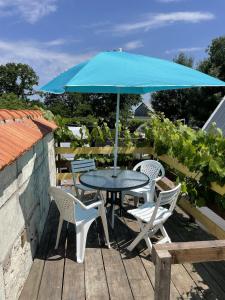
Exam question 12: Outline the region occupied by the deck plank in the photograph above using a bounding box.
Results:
[84,221,109,300]
[166,211,225,299]
[19,203,58,300]
[62,223,85,300]
[122,208,180,300]
[37,204,66,300]
[114,213,155,300]
[101,223,134,300]
[19,199,225,300]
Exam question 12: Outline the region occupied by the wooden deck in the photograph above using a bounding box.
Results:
[20,196,225,300]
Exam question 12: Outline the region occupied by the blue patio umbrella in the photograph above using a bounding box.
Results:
[41,50,225,176]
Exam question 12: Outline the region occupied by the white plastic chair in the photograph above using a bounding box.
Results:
[49,186,110,263]
[122,160,165,205]
[71,159,97,199]
[127,183,181,254]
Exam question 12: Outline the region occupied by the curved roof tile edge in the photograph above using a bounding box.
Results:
[0,109,57,171]
[0,109,43,121]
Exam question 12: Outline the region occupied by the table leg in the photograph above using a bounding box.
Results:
[105,191,125,229]
[111,192,115,229]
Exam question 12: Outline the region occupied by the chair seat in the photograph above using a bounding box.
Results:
[75,205,98,226]
[127,183,152,195]
[76,183,96,192]
[128,202,171,225]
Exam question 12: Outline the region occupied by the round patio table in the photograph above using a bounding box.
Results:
[80,169,149,228]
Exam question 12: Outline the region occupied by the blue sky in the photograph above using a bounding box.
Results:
[0,0,225,87]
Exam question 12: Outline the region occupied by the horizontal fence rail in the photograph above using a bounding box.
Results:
[152,240,225,300]
[55,146,225,195]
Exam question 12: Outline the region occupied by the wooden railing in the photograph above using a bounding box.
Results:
[152,240,225,300]
[55,146,225,196]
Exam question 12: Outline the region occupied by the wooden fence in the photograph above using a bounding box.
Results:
[55,146,225,196]
[152,240,225,300]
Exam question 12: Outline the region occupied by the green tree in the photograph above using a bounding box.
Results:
[44,92,141,127]
[0,63,38,99]
[200,36,225,82]
[151,53,201,125]
[152,38,225,127]
[88,93,141,127]
[0,92,45,110]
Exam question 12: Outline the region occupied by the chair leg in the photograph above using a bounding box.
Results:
[76,219,95,263]
[138,220,153,253]
[134,196,139,207]
[144,190,154,203]
[159,224,171,243]
[127,227,149,252]
[55,217,63,249]
[144,235,153,253]
[121,191,126,206]
[80,190,85,201]
[99,206,110,248]
[111,204,115,229]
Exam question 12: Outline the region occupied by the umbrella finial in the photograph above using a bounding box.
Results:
[112,48,123,52]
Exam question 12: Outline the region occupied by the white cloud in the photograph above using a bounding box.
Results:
[112,11,215,34]
[0,39,94,85]
[165,46,205,54]
[43,39,66,47]
[0,0,58,23]
[123,40,144,50]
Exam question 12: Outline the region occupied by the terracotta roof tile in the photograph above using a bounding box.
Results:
[0,109,57,171]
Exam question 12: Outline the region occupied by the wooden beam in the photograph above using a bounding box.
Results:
[57,173,73,180]
[154,250,172,300]
[55,146,154,155]
[153,240,225,299]
[152,240,225,264]
[157,154,201,180]
[54,146,225,195]
[211,182,225,196]
[179,198,225,240]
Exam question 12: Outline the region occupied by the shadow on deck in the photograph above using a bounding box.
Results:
[19,197,225,300]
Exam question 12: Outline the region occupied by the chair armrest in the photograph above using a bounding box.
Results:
[155,175,164,183]
[83,200,103,210]
[66,189,103,210]
[133,161,142,171]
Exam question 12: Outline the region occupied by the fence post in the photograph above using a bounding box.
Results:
[154,249,172,300]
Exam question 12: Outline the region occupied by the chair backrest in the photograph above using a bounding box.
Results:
[158,183,181,212]
[149,183,181,227]
[71,159,96,174]
[71,159,96,187]
[49,187,77,223]
[133,160,165,185]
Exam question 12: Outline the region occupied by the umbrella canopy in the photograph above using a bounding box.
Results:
[41,51,225,94]
[40,50,225,176]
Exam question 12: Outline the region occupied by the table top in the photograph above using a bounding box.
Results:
[79,169,149,192]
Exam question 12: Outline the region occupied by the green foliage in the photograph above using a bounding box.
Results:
[0,63,38,99]
[0,92,46,111]
[144,114,225,207]
[127,119,145,132]
[152,36,225,127]
[54,115,75,142]
[0,93,28,109]
[44,92,141,127]
[54,116,139,147]
[55,112,225,208]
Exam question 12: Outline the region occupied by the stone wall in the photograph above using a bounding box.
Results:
[0,132,56,300]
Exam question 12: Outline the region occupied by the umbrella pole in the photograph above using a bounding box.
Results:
[113,91,120,177]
